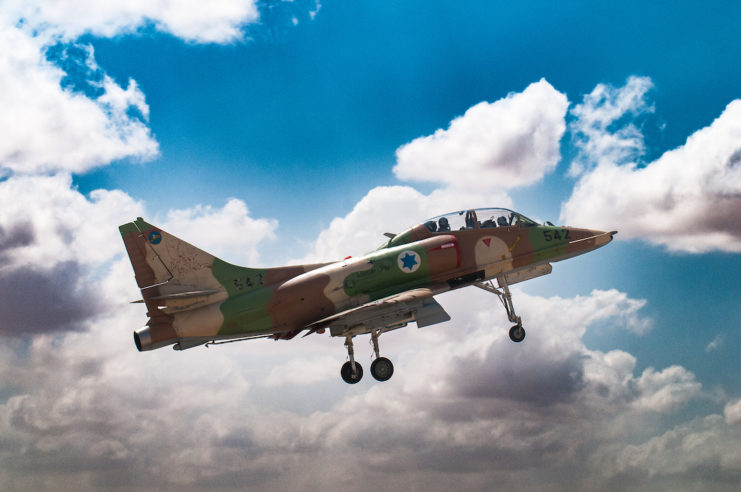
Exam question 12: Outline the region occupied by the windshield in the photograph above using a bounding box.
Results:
[475,208,538,228]
[423,210,476,232]
[423,208,539,233]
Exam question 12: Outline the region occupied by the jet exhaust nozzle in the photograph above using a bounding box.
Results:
[134,325,182,351]
[133,327,152,351]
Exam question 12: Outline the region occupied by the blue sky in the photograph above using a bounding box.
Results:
[2,1,741,490]
[76,1,741,223]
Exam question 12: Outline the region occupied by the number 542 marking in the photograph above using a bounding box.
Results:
[543,229,570,241]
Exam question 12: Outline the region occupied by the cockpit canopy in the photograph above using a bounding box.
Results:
[380,208,541,250]
[423,208,539,233]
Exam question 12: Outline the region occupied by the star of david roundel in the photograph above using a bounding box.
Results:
[397,250,421,273]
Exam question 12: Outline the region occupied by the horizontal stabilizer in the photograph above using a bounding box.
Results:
[131,289,220,303]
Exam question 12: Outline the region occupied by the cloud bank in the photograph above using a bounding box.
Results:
[3,284,738,491]
[562,78,741,253]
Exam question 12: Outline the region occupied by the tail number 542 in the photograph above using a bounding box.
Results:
[543,229,570,241]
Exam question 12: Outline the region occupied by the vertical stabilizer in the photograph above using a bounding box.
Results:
[119,218,218,291]
[119,218,227,350]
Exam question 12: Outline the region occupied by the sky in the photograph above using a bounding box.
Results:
[2,0,741,490]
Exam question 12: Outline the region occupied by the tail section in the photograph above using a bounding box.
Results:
[119,218,230,351]
[119,218,334,352]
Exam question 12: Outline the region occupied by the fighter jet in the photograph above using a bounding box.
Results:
[119,208,616,384]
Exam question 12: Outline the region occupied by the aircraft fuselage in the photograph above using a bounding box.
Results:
[120,207,615,382]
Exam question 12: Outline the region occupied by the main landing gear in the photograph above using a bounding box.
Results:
[475,274,526,343]
[340,330,394,384]
[340,336,363,384]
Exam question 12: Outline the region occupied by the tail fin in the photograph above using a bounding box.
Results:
[118,217,218,290]
[119,217,335,351]
[119,217,228,351]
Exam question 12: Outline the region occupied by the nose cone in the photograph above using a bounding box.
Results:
[562,228,618,258]
[589,229,618,248]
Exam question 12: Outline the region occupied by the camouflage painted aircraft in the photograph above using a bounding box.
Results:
[120,208,616,384]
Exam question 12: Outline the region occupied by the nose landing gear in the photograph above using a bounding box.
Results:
[475,274,526,343]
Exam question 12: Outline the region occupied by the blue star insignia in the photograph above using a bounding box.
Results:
[400,252,418,270]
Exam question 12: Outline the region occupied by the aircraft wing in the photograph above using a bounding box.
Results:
[307,285,452,338]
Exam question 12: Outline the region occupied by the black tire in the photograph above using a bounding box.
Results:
[370,357,394,382]
[341,361,363,384]
[509,324,525,343]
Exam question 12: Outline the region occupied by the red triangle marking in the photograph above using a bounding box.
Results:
[483,238,491,247]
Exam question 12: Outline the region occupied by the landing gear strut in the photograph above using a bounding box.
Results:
[340,336,363,384]
[475,274,526,343]
[370,329,394,382]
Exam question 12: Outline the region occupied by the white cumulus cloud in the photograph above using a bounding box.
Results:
[0,0,271,176]
[0,173,144,269]
[568,75,654,176]
[162,198,279,266]
[0,25,159,175]
[393,78,568,190]
[725,399,741,425]
[562,79,741,253]
[631,366,702,413]
[613,415,741,485]
[2,0,259,43]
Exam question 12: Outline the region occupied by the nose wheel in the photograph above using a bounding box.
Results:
[509,324,525,342]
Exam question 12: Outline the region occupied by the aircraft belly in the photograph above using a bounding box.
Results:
[327,295,450,337]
